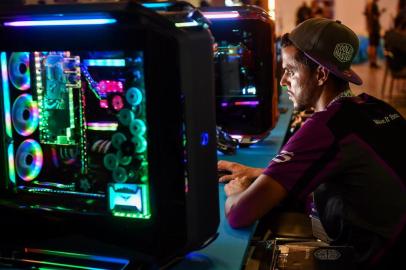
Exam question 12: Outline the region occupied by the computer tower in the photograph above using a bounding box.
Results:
[201,5,278,145]
[0,1,218,267]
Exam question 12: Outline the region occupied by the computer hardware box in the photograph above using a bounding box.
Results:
[0,1,218,267]
[145,3,277,146]
[201,5,278,145]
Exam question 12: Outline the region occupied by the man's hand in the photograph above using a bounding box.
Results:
[224,177,251,197]
[217,160,263,183]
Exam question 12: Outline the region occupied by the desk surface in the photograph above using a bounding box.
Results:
[171,94,293,270]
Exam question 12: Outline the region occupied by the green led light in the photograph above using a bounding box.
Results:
[112,212,151,219]
[87,122,118,131]
[22,258,106,270]
[78,86,87,174]
[7,144,16,185]
[34,52,45,142]
[141,184,150,218]
[175,21,199,28]
[0,52,12,138]
[66,128,71,139]
[141,175,148,183]
[69,87,75,131]
[56,136,68,144]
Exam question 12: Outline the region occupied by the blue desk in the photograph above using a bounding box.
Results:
[171,94,293,270]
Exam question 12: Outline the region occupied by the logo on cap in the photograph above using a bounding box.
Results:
[333,43,354,63]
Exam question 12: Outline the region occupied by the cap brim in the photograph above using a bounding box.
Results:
[303,51,363,85]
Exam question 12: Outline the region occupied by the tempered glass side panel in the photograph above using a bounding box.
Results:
[212,20,264,99]
[0,50,151,219]
[210,18,274,137]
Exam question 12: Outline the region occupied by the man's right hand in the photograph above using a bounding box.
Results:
[217,160,263,184]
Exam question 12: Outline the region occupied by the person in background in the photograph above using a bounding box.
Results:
[399,0,406,12]
[295,1,312,25]
[384,7,406,72]
[364,0,386,68]
[310,0,325,18]
[218,18,405,269]
[199,0,210,7]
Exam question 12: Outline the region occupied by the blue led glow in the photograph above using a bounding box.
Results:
[83,59,125,67]
[200,132,209,146]
[107,183,151,219]
[142,2,172,8]
[4,18,116,27]
[109,184,143,212]
[185,252,212,262]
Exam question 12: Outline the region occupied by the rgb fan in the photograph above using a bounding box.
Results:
[11,93,39,136]
[15,139,43,181]
[8,52,31,91]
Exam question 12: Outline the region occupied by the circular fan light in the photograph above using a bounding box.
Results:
[104,153,119,171]
[11,93,39,136]
[8,52,31,90]
[113,166,128,183]
[117,109,134,126]
[129,119,146,136]
[125,87,142,106]
[15,139,43,181]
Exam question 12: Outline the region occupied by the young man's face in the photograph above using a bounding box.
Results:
[280,45,319,111]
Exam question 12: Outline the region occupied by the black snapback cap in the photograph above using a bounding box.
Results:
[289,18,363,85]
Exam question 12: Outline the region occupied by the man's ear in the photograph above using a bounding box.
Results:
[316,66,329,86]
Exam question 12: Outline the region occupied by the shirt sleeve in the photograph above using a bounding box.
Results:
[263,113,337,199]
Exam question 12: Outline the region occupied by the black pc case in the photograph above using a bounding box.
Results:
[0,1,218,268]
[145,3,278,146]
[201,5,278,145]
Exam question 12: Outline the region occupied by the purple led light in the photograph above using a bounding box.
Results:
[99,100,109,108]
[4,18,117,27]
[234,101,259,106]
[98,80,123,94]
[202,11,240,19]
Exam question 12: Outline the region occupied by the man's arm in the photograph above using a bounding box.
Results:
[225,174,288,228]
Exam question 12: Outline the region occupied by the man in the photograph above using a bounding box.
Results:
[364,0,386,68]
[384,7,406,72]
[310,0,325,18]
[296,1,312,25]
[218,18,405,269]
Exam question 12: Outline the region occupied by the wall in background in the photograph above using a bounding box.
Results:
[275,0,398,36]
[188,0,201,7]
[335,0,398,35]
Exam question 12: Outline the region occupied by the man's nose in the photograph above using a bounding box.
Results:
[280,74,287,87]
